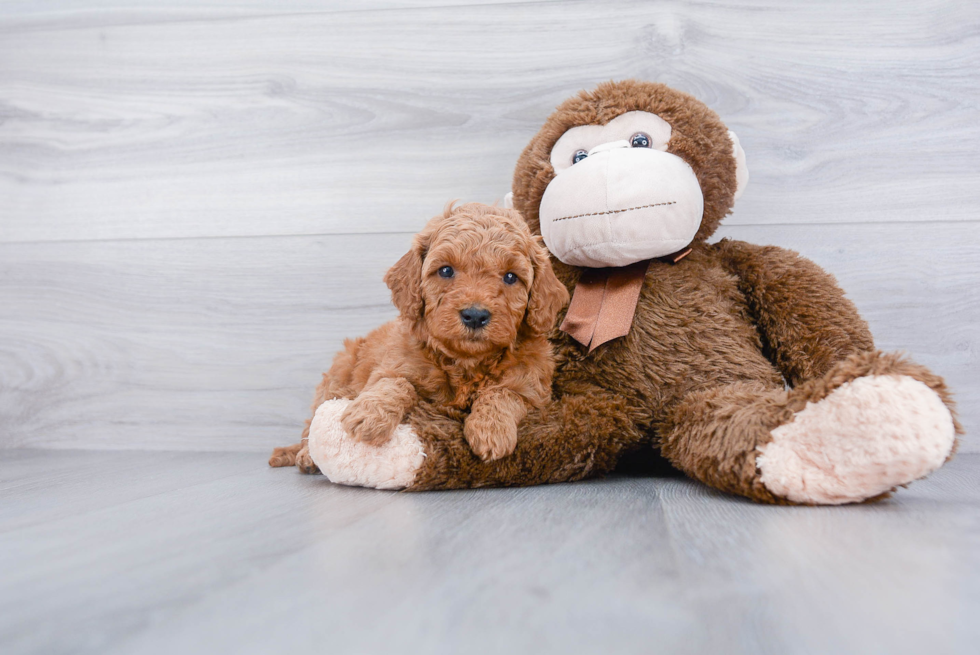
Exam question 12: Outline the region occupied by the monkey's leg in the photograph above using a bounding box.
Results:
[659,351,959,505]
[305,384,643,490]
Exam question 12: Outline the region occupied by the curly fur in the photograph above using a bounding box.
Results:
[269,202,569,469]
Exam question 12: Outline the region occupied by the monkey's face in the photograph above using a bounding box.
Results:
[511,81,749,270]
[539,110,747,268]
[541,111,708,268]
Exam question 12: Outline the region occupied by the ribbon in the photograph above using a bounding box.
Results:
[559,247,691,352]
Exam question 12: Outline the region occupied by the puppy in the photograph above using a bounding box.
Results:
[270,202,569,472]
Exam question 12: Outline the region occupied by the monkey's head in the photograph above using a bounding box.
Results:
[509,80,748,270]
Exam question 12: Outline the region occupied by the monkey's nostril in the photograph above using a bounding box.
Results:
[459,307,492,330]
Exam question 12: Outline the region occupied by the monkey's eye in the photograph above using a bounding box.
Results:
[572,149,588,164]
[438,266,454,279]
[503,272,518,285]
[630,132,651,148]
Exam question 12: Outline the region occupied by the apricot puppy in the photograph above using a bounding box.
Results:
[269,202,568,471]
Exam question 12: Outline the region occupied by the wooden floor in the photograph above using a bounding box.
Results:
[2,449,979,655]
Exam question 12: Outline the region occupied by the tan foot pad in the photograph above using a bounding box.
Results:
[757,375,955,505]
[307,399,426,490]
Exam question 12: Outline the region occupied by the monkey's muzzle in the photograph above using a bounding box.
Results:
[539,141,704,268]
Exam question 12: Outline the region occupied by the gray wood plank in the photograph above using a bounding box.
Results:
[0,222,976,453]
[1,0,978,243]
[0,450,402,655]
[0,449,978,655]
[655,462,980,654]
[0,231,407,451]
[0,449,261,532]
[0,0,526,17]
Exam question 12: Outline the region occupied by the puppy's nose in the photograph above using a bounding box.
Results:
[459,306,492,330]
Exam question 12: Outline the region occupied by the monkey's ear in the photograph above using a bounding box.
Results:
[728,130,749,200]
[525,238,570,336]
[384,236,427,321]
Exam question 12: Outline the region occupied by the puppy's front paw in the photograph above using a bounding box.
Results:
[340,398,400,446]
[464,413,518,462]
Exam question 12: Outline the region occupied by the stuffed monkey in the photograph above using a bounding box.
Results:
[291,80,959,505]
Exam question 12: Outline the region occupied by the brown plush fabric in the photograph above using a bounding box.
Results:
[407,382,642,489]
[403,80,959,502]
[713,239,875,385]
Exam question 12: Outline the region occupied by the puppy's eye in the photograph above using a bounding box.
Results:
[503,272,518,285]
[572,149,588,164]
[630,133,651,148]
[437,266,454,279]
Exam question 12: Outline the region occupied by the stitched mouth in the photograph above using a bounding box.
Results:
[553,201,676,222]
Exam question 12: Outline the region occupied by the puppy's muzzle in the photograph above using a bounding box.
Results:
[459,306,491,330]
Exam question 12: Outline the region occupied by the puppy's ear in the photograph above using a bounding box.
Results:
[384,234,427,321]
[525,237,570,335]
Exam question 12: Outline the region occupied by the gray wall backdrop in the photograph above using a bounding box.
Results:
[1,0,977,452]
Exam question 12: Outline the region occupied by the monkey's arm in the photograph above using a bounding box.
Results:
[714,238,874,386]
[406,382,643,490]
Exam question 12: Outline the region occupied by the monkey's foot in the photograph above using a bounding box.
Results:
[307,399,426,490]
[756,375,955,505]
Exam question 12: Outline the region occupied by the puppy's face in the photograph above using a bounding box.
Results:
[385,204,569,359]
[420,226,533,357]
